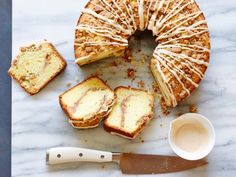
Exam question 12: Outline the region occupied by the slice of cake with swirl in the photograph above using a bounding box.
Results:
[59,76,116,129]
[74,0,210,107]
[104,86,154,139]
[8,42,67,95]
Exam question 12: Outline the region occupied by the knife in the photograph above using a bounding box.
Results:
[46,147,207,174]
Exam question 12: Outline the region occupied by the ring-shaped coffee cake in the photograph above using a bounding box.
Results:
[74,0,210,107]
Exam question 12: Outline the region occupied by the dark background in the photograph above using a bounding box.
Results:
[0,0,12,176]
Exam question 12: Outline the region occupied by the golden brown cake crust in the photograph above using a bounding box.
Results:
[103,86,154,139]
[8,42,67,95]
[74,0,210,107]
[59,76,117,128]
[151,0,210,106]
[74,1,128,66]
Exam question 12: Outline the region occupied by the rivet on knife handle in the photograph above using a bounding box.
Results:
[46,147,112,164]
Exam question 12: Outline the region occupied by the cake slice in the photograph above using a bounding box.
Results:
[8,42,67,95]
[104,86,154,139]
[59,76,116,129]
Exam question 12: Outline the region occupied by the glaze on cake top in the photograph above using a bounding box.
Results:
[74,0,210,107]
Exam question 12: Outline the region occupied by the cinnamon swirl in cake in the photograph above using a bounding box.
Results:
[9,42,67,95]
[104,86,154,139]
[59,76,116,129]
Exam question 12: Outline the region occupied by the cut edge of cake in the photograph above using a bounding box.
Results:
[74,47,125,66]
[69,107,113,129]
[59,76,117,129]
[104,86,154,139]
[150,59,174,107]
[8,42,67,95]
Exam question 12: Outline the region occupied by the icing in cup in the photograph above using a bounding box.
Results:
[168,113,215,160]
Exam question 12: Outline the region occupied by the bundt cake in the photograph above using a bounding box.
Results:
[74,0,210,107]
[59,76,116,129]
[104,86,154,139]
[9,42,67,95]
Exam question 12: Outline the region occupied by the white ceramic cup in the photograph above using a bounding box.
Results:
[168,113,215,160]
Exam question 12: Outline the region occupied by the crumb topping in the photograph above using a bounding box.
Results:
[189,104,198,113]
[127,68,136,80]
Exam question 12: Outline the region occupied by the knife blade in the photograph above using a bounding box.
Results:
[119,153,207,174]
[46,147,207,174]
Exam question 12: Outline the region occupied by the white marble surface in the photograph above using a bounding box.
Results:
[12,0,236,176]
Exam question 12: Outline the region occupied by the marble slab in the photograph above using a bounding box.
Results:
[12,0,236,176]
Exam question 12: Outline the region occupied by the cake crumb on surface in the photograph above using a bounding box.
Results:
[101,164,105,169]
[127,68,136,80]
[189,105,198,113]
[140,53,146,63]
[160,98,170,115]
[152,83,160,93]
[90,70,103,77]
[137,80,145,88]
[66,82,72,87]
[123,48,132,63]
[176,112,184,117]
[110,61,118,67]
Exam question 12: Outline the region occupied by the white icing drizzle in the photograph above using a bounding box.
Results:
[153,59,178,106]
[153,0,171,34]
[155,53,191,94]
[157,48,204,79]
[154,50,199,88]
[157,28,208,40]
[137,0,144,30]
[75,0,210,107]
[98,0,132,31]
[159,29,209,45]
[157,11,203,35]
[148,0,166,31]
[156,11,204,39]
[91,1,119,19]
[148,10,158,31]
[110,0,134,32]
[81,8,131,35]
[75,41,128,46]
[157,44,210,53]
[153,0,192,34]
[121,0,137,31]
[145,0,155,28]
[76,25,128,43]
[158,48,208,66]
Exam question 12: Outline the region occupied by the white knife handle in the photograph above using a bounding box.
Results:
[46,147,112,165]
